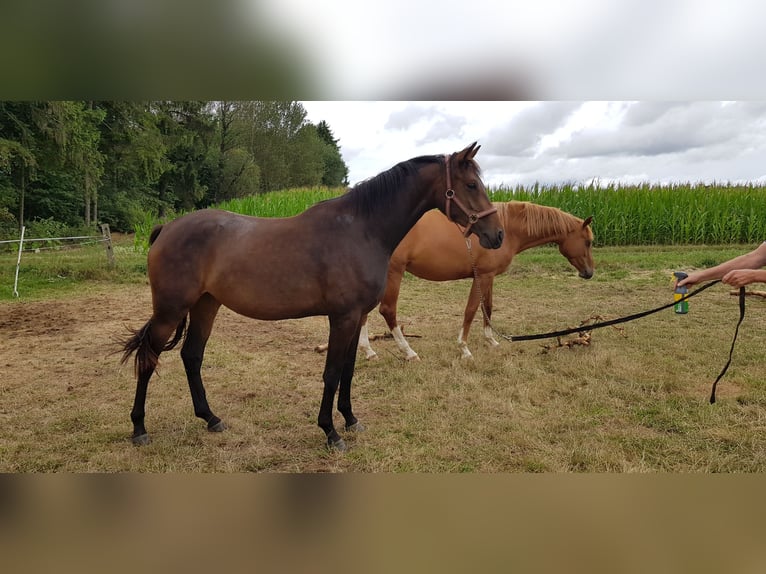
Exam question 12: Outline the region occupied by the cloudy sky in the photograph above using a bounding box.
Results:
[302,101,766,189]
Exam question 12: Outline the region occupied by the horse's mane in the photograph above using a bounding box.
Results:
[341,155,445,217]
[499,201,582,237]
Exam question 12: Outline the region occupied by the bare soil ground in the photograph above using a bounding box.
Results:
[2,265,765,472]
[0,284,348,471]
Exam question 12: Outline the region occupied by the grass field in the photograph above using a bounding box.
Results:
[1,237,764,472]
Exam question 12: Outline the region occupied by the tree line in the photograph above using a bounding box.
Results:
[0,101,349,235]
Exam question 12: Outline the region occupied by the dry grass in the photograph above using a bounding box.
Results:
[1,244,765,472]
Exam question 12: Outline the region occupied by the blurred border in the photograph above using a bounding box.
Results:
[3,0,764,100]
[2,474,766,573]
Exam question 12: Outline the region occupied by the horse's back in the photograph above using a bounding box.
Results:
[146,208,387,320]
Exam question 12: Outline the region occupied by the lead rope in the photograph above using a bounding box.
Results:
[462,233,745,402]
[709,286,745,404]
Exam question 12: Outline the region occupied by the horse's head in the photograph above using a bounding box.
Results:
[559,216,595,279]
[443,142,504,249]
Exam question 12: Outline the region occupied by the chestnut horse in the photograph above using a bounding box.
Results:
[358,201,594,360]
[119,143,504,451]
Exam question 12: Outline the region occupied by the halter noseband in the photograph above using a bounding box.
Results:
[444,154,497,237]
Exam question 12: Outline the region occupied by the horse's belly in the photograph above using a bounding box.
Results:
[210,273,381,321]
[406,259,473,281]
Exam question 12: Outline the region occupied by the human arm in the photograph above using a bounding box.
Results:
[677,242,766,287]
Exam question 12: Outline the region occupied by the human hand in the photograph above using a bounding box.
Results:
[722,269,759,288]
[676,272,701,288]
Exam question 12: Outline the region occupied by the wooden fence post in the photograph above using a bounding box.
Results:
[101,223,114,266]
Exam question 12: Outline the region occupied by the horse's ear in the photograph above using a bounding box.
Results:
[583,216,593,228]
[456,141,480,163]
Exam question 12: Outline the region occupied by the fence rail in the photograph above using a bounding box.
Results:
[6,224,114,297]
[0,235,105,245]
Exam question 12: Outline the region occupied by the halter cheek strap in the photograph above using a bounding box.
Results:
[444,154,498,237]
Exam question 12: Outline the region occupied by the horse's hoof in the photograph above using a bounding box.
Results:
[208,420,226,432]
[132,433,150,446]
[346,421,365,432]
[365,352,379,361]
[327,437,347,452]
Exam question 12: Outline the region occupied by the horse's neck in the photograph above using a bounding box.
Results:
[381,191,435,253]
[351,174,438,254]
[504,203,570,252]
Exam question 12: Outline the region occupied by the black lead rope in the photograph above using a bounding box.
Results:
[503,280,746,403]
[509,279,722,341]
[709,286,746,404]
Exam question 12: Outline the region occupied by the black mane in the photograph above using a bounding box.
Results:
[344,155,444,217]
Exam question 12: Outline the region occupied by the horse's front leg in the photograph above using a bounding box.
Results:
[319,312,362,451]
[459,273,499,358]
[338,320,364,433]
[481,276,500,348]
[458,277,482,359]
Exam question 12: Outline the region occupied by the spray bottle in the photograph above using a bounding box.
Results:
[673,272,689,314]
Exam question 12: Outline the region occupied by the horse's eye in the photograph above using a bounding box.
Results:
[467,181,477,190]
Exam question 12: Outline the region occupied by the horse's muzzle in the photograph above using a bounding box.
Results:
[478,228,504,249]
[579,269,594,280]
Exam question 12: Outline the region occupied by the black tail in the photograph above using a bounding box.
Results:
[149,224,163,245]
[119,316,188,376]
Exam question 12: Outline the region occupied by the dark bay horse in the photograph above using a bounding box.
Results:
[358,201,594,360]
[120,142,504,450]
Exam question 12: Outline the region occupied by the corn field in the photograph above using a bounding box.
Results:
[133,183,766,248]
[490,182,766,246]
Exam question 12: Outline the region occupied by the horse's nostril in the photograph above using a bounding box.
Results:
[497,229,505,244]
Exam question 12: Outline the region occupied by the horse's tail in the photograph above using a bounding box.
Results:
[149,224,163,245]
[119,316,188,376]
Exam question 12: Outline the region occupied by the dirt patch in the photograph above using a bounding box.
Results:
[0,285,341,471]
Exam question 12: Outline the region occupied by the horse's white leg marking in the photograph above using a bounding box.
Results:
[457,328,473,360]
[392,325,420,361]
[484,324,500,347]
[358,322,378,360]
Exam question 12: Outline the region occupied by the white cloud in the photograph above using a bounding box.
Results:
[302,100,766,188]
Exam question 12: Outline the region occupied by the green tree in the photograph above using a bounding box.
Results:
[287,125,325,187]
[239,101,312,192]
[0,101,83,229]
[152,101,217,212]
[315,120,349,186]
[209,101,260,203]
[1,100,350,234]
[96,101,168,229]
[62,101,105,226]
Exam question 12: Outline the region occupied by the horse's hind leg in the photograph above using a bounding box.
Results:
[357,314,378,360]
[338,320,364,434]
[379,262,419,361]
[180,294,224,432]
[126,314,185,445]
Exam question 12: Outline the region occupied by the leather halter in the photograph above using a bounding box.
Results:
[444,154,497,237]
